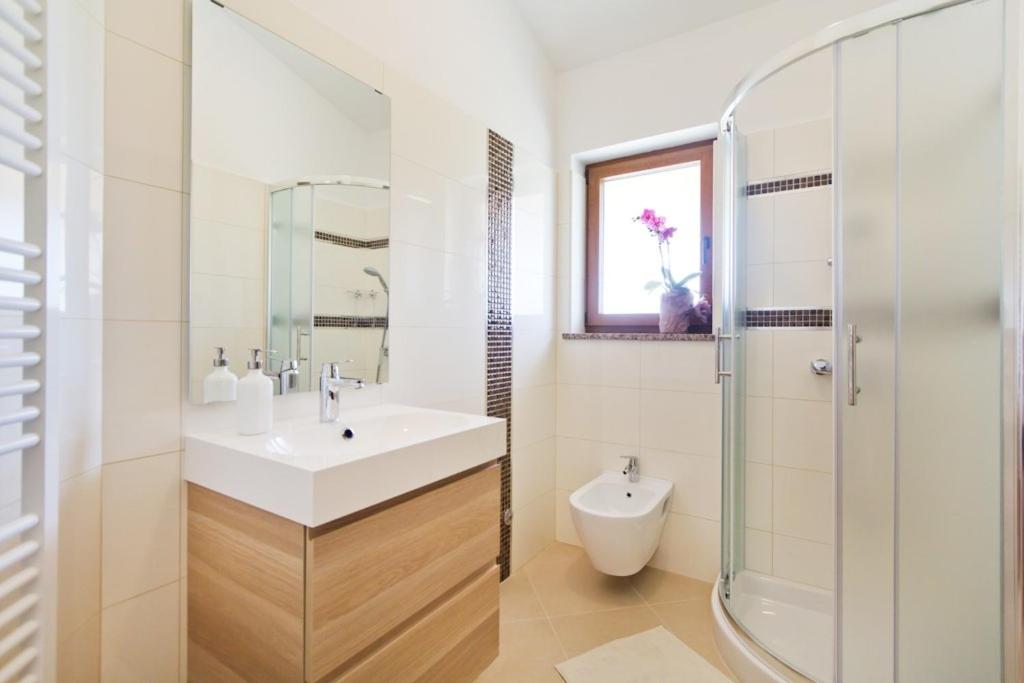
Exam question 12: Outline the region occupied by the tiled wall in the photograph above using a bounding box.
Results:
[188,164,265,398]
[553,340,722,580]
[73,1,557,680]
[53,0,105,678]
[741,118,834,590]
[99,0,188,679]
[552,118,834,586]
[509,148,558,571]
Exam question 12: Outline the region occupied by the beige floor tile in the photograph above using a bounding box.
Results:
[524,543,644,616]
[652,600,736,680]
[476,619,565,682]
[549,606,662,658]
[500,572,546,622]
[630,565,713,605]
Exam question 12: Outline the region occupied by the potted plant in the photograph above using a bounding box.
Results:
[635,208,710,333]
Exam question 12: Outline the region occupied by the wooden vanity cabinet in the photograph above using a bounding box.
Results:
[187,463,500,683]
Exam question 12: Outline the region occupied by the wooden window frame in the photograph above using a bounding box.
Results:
[585,140,714,332]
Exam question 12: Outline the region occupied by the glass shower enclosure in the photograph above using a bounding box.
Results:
[716,0,1019,681]
[268,184,314,391]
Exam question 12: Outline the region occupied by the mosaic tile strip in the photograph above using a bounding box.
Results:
[745,308,832,328]
[562,332,715,342]
[487,130,514,581]
[314,230,390,249]
[313,315,387,328]
[745,172,832,196]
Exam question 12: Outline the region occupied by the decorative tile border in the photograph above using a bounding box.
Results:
[487,130,514,581]
[745,172,832,196]
[314,230,389,249]
[745,307,832,328]
[313,315,387,328]
[562,332,714,342]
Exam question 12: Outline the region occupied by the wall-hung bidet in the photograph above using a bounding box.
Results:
[570,458,673,576]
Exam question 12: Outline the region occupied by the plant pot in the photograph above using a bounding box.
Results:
[659,289,694,333]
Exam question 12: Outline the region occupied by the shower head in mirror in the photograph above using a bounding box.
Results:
[363,266,389,294]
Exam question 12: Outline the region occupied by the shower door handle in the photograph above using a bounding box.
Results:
[847,324,861,405]
[715,327,732,385]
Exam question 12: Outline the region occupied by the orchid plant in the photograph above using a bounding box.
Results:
[634,208,701,295]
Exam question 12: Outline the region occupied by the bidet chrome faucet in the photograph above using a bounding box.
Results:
[621,455,640,483]
[319,362,364,423]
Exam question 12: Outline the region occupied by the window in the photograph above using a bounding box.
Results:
[585,140,713,331]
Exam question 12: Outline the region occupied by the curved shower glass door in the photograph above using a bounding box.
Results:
[718,1,1013,681]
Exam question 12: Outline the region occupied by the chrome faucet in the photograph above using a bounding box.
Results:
[621,456,640,483]
[267,358,301,396]
[319,362,364,423]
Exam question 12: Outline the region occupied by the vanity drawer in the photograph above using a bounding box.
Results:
[336,565,499,683]
[306,464,500,682]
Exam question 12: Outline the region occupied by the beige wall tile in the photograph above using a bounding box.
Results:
[774,118,831,177]
[102,321,181,463]
[101,581,180,682]
[511,490,554,572]
[745,195,773,265]
[512,384,556,449]
[745,528,772,575]
[773,260,831,308]
[773,398,832,473]
[557,339,640,388]
[744,395,772,465]
[59,317,103,481]
[745,129,774,181]
[745,462,772,531]
[102,452,182,607]
[104,177,183,321]
[744,329,772,397]
[190,165,265,229]
[773,534,833,590]
[59,613,101,683]
[107,0,185,62]
[105,34,184,191]
[640,448,719,519]
[746,263,773,308]
[638,389,720,458]
[384,67,487,190]
[59,468,102,641]
[511,437,555,510]
[772,330,832,402]
[773,187,831,263]
[557,384,639,446]
[649,512,720,581]
[772,466,832,544]
[639,342,718,394]
[554,488,580,546]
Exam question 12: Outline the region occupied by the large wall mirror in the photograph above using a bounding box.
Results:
[189,0,390,404]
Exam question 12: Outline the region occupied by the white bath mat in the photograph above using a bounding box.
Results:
[555,626,731,683]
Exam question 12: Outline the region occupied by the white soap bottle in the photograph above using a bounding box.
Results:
[237,348,273,435]
[203,347,238,404]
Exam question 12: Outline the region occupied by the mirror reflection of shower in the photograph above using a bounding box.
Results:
[267,176,391,390]
[364,266,389,384]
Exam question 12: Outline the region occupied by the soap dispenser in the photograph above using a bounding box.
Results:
[237,348,273,435]
[203,347,238,404]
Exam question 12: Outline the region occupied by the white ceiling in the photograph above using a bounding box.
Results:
[512,0,780,71]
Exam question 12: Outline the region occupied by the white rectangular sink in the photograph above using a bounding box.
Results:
[184,403,506,526]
